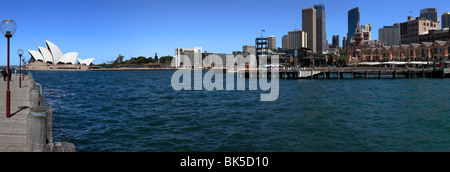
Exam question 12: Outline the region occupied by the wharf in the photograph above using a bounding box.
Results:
[0,74,30,152]
[239,67,450,79]
[0,73,75,152]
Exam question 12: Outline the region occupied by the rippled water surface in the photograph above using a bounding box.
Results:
[32,70,450,152]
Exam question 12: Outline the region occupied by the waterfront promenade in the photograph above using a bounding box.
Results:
[0,74,30,152]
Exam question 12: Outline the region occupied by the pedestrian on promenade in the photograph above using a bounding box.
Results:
[1,68,6,81]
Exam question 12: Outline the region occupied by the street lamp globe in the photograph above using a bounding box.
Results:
[1,19,17,38]
[17,49,23,57]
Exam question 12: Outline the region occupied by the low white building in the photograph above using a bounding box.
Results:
[174,48,202,68]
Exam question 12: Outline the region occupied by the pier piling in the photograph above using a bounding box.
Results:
[27,106,50,152]
[45,142,76,152]
[30,90,40,108]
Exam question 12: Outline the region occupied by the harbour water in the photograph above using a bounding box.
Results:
[31,70,450,152]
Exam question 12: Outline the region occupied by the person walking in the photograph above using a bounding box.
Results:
[1,68,6,81]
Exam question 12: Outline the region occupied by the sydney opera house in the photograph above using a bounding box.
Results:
[27,40,95,70]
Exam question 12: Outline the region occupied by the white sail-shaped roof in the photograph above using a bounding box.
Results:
[46,40,63,63]
[38,46,54,64]
[58,52,78,64]
[77,58,95,66]
[28,50,44,62]
[28,40,94,67]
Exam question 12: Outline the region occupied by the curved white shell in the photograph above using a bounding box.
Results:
[58,52,78,64]
[38,46,54,64]
[46,40,63,63]
[77,58,95,66]
[28,50,44,62]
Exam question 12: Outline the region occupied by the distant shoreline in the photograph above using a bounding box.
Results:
[89,68,177,71]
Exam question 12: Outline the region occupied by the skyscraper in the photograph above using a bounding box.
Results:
[420,8,439,23]
[268,35,277,50]
[342,37,347,50]
[314,4,326,54]
[442,12,450,29]
[302,7,316,53]
[282,35,288,49]
[347,7,360,45]
[332,35,339,48]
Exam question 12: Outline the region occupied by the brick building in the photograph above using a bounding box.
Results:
[400,16,440,44]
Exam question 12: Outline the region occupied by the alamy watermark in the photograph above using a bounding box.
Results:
[170,52,279,102]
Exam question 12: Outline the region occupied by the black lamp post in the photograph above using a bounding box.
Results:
[22,59,26,81]
[17,49,23,88]
[1,19,17,118]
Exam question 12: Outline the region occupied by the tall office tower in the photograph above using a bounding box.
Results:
[420,8,439,23]
[268,35,277,50]
[347,7,360,45]
[332,35,339,48]
[342,37,347,49]
[302,7,316,53]
[378,23,401,46]
[282,35,288,49]
[442,12,450,29]
[314,4,326,54]
[287,30,307,50]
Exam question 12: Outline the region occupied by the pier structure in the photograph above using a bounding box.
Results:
[0,73,74,152]
[239,67,450,79]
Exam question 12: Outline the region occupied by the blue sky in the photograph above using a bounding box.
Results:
[0,0,448,65]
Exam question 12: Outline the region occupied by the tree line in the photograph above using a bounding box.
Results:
[100,54,174,68]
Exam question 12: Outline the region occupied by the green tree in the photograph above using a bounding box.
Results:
[113,54,124,65]
[125,57,137,64]
[136,56,148,64]
[336,55,349,66]
[147,57,157,63]
[159,56,173,64]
